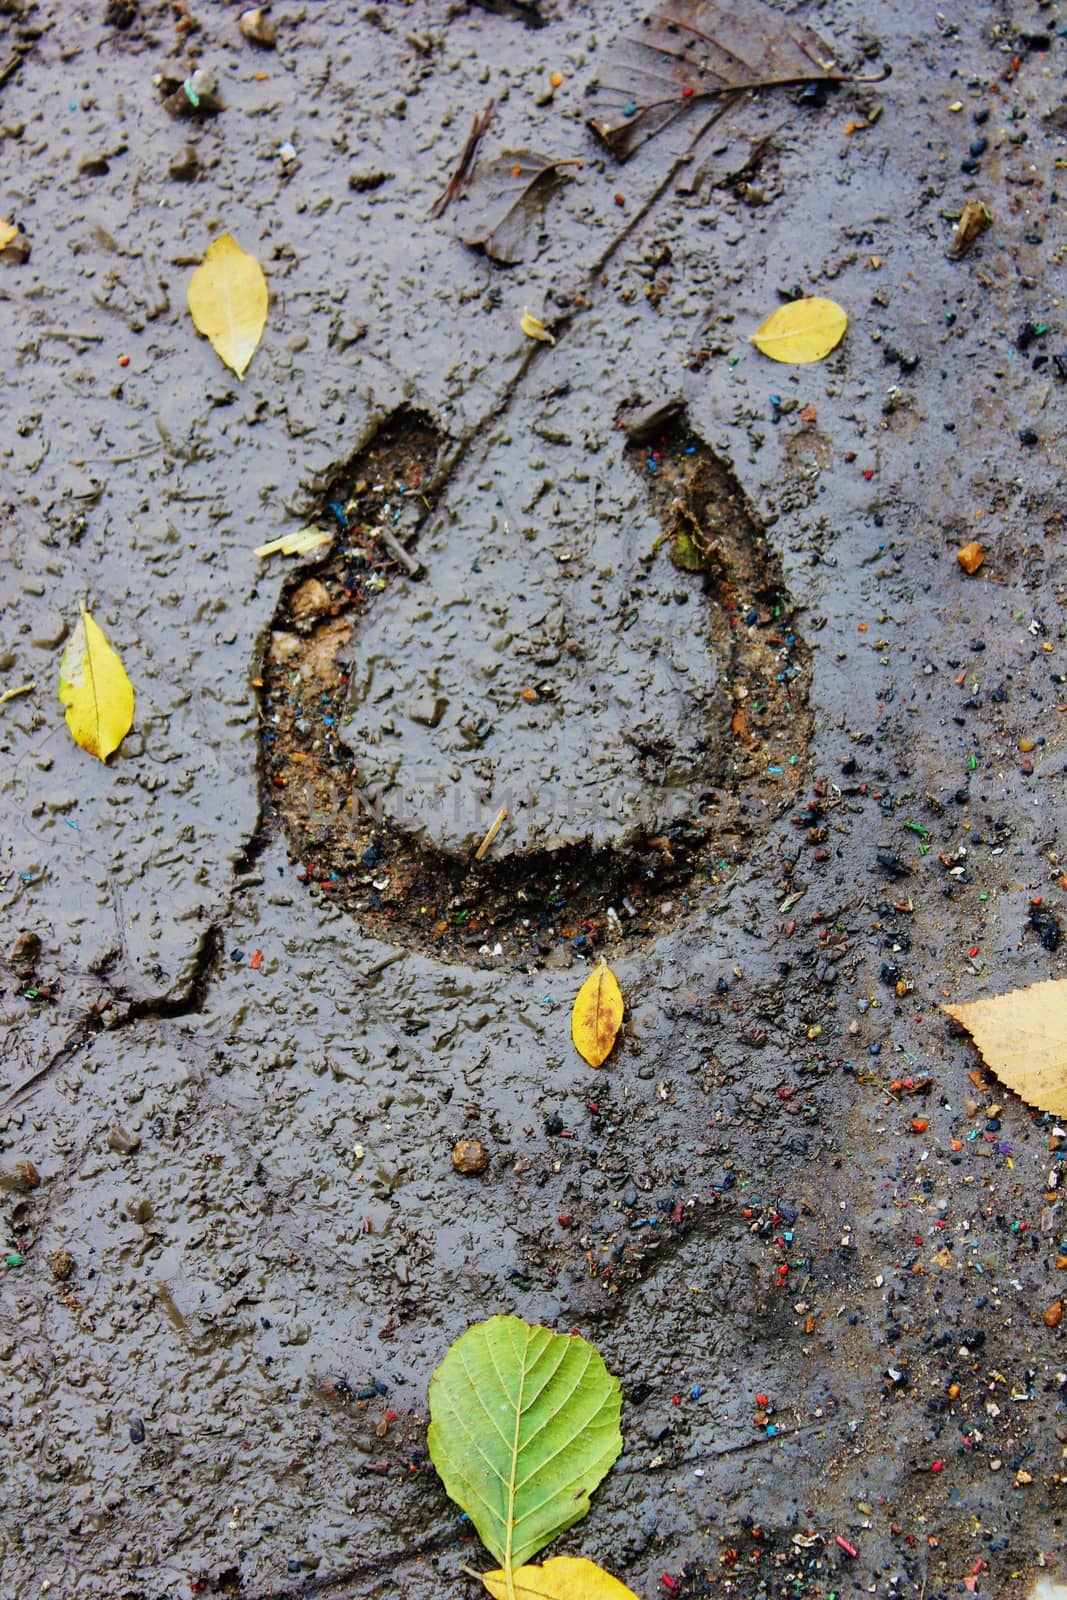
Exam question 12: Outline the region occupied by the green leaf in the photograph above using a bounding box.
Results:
[427,1315,623,1575]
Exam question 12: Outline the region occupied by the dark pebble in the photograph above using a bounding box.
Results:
[974,107,990,123]
[129,1418,146,1444]
[544,1113,564,1136]
[969,136,988,157]
[1019,427,1039,447]
[961,158,980,174]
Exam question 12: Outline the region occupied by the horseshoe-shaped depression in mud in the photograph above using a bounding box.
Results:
[258,404,811,966]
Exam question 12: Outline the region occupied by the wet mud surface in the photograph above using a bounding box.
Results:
[1,1,1066,1598]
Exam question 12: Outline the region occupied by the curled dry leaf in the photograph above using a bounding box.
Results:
[948,198,993,259]
[187,233,268,378]
[0,216,30,263]
[521,307,555,345]
[749,296,848,364]
[455,150,581,265]
[588,0,870,161]
[944,978,1067,1117]
[58,605,135,762]
[572,959,624,1067]
[483,1556,641,1600]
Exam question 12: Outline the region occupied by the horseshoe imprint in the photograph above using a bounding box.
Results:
[258,405,811,966]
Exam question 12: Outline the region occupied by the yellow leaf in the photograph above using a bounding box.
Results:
[483,1557,641,1600]
[187,233,268,378]
[0,218,18,250]
[944,979,1067,1117]
[749,296,848,364]
[521,307,555,345]
[58,606,135,762]
[572,959,623,1067]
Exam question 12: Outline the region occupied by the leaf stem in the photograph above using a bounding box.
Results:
[505,1328,534,1600]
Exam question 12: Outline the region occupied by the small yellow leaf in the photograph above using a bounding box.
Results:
[187,233,268,377]
[0,217,18,250]
[483,1557,641,1600]
[572,959,623,1067]
[58,606,135,762]
[749,296,848,364]
[944,978,1067,1117]
[521,307,555,345]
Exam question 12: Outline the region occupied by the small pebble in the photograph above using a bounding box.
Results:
[0,1159,40,1194]
[452,1137,489,1175]
[1044,1300,1063,1328]
[956,540,984,575]
[49,1248,75,1281]
[107,1124,141,1155]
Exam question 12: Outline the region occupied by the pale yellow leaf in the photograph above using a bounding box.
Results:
[255,527,332,559]
[187,233,268,377]
[58,606,135,762]
[943,977,1067,1117]
[572,959,623,1067]
[0,217,18,251]
[521,307,555,345]
[749,296,848,364]
[483,1557,641,1600]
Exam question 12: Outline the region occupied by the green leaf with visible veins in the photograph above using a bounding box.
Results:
[427,1316,623,1577]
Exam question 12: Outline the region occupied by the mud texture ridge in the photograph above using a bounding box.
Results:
[1,0,1065,1598]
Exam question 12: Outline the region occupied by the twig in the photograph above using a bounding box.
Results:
[38,328,105,345]
[362,949,406,979]
[0,681,35,707]
[474,805,507,861]
[0,49,27,90]
[429,98,494,218]
[378,525,423,576]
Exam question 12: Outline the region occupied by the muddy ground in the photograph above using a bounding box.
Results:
[1,0,1065,1596]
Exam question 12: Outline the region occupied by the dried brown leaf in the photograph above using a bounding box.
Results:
[588,0,882,162]
[454,150,581,265]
